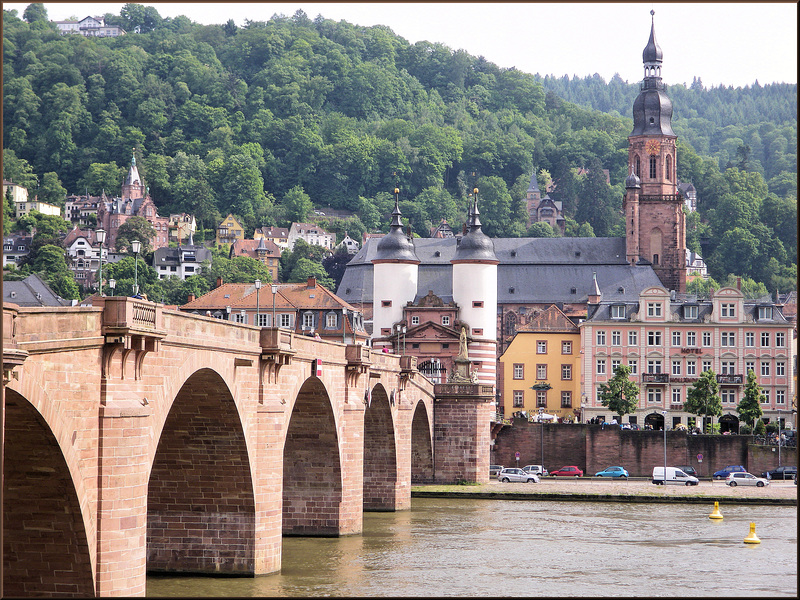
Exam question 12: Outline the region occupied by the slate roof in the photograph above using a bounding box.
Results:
[3,273,72,306]
[337,237,662,305]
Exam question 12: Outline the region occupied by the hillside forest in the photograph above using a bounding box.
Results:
[2,4,797,303]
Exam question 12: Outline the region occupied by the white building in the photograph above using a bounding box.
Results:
[288,222,335,251]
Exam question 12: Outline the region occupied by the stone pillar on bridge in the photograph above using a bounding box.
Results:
[253,404,286,574]
[433,382,494,484]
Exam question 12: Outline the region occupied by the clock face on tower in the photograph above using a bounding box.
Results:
[645,140,661,155]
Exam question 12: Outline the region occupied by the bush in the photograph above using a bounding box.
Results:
[739,423,753,435]
[754,420,766,435]
[765,421,779,434]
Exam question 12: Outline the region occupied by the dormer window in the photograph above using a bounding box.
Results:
[610,305,626,319]
[646,302,662,317]
[721,303,736,318]
[683,305,698,320]
[757,306,772,320]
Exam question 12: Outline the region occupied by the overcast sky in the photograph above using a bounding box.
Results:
[4,2,797,88]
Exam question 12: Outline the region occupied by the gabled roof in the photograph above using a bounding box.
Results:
[3,273,71,306]
[230,238,281,259]
[516,304,579,333]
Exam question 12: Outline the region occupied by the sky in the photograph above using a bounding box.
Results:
[3,2,797,88]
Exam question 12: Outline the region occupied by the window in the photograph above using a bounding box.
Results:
[628,359,638,375]
[672,387,682,404]
[561,364,572,380]
[611,331,621,346]
[684,305,698,320]
[758,306,772,320]
[776,389,786,405]
[326,313,337,328]
[411,316,420,325]
[648,388,662,403]
[649,155,657,179]
[721,303,735,317]
[702,360,712,372]
[686,331,696,347]
[760,332,770,347]
[702,332,712,346]
[687,361,696,376]
[721,332,735,347]
[745,361,755,374]
[536,391,547,407]
[776,361,785,376]
[721,389,736,404]
[745,332,755,347]
[647,360,662,374]
[596,330,606,345]
[537,341,547,354]
[472,301,483,308]
[672,360,682,376]
[257,313,269,327]
[665,155,672,181]
[234,313,247,323]
[628,331,638,346]
[721,361,735,375]
[596,360,606,375]
[442,316,450,326]
[672,331,681,347]
[775,332,785,347]
[635,155,641,177]
[381,300,392,307]
[647,331,662,346]
[761,362,770,376]
[647,302,662,317]
[513,390,524,408]
[279,313,292,328]
[536,364,547,380]
[611,305,626,319]
[760,389,769,404]
[303,313,315,328]
[561,341,572,354]
[561,391,572,408]
[513,364,524,380]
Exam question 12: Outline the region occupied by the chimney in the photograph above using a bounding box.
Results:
[307,277,316,289]
[187,293,195,302]
[216,276,223,288]
[736,277,741,290]
[587,271,602,305]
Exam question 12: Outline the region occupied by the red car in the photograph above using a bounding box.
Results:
[550,465,583,477]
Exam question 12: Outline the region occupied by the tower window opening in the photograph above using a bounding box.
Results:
[635,156,641,177]
[665,155,672,181]
[653,254,659,265]
[649,156,657,179]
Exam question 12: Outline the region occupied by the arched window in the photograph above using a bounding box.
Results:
[665,155,672,181]
[634,156,641,177]
[653,254,659,265]
[649,155,657,179]
[505,312,517,336]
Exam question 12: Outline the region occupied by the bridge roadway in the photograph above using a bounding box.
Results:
[1,297,493,597]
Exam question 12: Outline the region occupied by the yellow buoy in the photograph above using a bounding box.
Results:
[743,522,761,544]
[708,500,723,520]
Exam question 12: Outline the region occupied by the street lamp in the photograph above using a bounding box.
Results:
[108,278,116,296]
[96,228,106,295]
[662,410,668,483]
[271,284,278,327]
[342,308,348,344]
[226,305,231,321]
[131,239,141,296]
[539,407,545,468]
[255,279,261,326]
[777,407,782,467]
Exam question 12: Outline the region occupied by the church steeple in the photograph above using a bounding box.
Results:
[631,10,674,137]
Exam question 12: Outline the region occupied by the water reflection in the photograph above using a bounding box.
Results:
[148,498,797,597]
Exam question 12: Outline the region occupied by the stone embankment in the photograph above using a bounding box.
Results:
[412,477,797,505]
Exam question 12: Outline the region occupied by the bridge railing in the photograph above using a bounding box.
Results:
[434,383,495,398]
[260,327,294,352]
[101,296,163,333]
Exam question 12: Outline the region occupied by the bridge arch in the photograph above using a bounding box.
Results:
[411,399,434,483]
[363,383,398,511]
[3,389,94,596]
[147,368,255,574]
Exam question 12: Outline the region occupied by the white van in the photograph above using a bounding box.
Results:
[652,466,700,486]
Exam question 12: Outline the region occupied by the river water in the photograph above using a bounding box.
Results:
[147,498,797,597]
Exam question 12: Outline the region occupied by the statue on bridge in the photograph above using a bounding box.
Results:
[448,326,475,383]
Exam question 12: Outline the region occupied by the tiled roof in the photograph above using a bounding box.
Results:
[180,279,356,312]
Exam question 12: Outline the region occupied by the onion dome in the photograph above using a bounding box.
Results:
[642,10,663,64]
[452,189,498,263]
[630,11,674,137]
[373,188,419,263]
[625,168,641,189]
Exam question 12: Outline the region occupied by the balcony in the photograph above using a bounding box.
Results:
[642,373,669,383]
[716,374,743,385]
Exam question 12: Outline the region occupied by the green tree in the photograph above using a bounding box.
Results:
[115,216,156,253]
[597,365,640,419]
[2,149,38,192]
[22,3,48,23]
[38,172,67,207]
[526,222,559,238]
[683,370,723,433]
[288,257,334,289]
[282,185,313,223]
[736,370,763,429]
[30,244,79,300]
[77,163,126,196]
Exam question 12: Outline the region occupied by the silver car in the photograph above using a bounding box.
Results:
[726,472,769,487]
[522,464,548,477]
[497,468,539,483]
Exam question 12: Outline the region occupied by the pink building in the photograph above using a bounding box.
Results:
[581,286,795,431]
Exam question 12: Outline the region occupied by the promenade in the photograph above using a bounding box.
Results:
[412,477,798,505]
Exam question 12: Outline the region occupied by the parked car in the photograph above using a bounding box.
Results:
[522,464,548,477]
[489,465,504,478]
[595,466,629,478]
[550,466,583,477]
[652,467,699,486]
[761,466,797,480]
[727,472,769,487]
[713,465,746,479]
[675,465,698,477]
[497,467,539,483]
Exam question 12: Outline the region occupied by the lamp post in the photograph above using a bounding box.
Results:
[662,410,668,482]
[131,239,141,296]
[342,308,348,344]
[539,407,545,467]
[255,279,261,326]
[271,284,278,327]
[777,408,782,467]
[96,228,106,295]
[226,305,231,321]
[108,278,116,296]
[401,324,407,354]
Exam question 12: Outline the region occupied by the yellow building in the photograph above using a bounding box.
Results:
[500,304,582,421]
[215,214,245,247]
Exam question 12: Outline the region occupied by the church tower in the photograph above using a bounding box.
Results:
[624,11,687,292]
[121,150,146,201]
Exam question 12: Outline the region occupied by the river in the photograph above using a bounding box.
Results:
[147,497,797,597]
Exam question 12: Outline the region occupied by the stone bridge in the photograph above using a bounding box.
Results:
[2,298,493,597]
